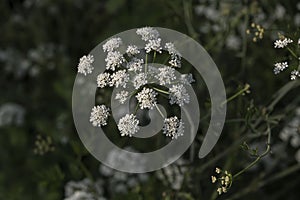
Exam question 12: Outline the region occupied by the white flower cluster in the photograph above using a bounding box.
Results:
[290,70,300,80]
[272,35,299,80]
[279,107,300,163]
[274,37,293,48]
[155,66,176,85]
[273,62,288,74]
[78,27,195,139]
[77,54,94,76]
[89,105,110,127]
[136,87,157,109]
[117,114,140,137]
[165,42,182,68]
[64,178,105,200]
[163,116,184,139]
[169,84,190,106]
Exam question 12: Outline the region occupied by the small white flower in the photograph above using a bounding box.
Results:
[127,58,144,72]
[274,37,293,48]
[180,73,195,84]
[133,73,148,89]
[291,70,300,80]
[97,72,110,88]
[145,38,162,53]
[163,116,184,139]
[105,51,125,71]
[126,45,140,56]
[169,84,190,106]
[89,105,110,127]
[136,87,157,109]
[155,67,176,85]
[110,70,129,88]
[115,90,129,104]
[273,62,288,74]
[78,54,94,76]
[298,38,300,45]
[165,42,181,56]
[103,37,122,52]
[169,54,181,68]
[118,114,140,137]
[136,27,160,41]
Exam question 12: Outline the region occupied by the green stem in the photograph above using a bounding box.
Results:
[233,124,271,178]
[222,84,250,105]
[287,47,298,59]
[153,51,157,63]
[155,104,165,119]
[152,87,170,95]
[145,53,148,72]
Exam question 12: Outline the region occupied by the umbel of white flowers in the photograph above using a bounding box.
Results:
[78,27,195,139]
[273,35,300,80]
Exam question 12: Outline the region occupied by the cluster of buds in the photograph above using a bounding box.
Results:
[246,22,264,42]
[33,134,55,155]
[211,167,233,195]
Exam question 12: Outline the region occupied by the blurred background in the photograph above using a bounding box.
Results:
[1,0,300,199]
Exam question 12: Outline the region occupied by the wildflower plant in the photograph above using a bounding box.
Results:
[77,27,195,139]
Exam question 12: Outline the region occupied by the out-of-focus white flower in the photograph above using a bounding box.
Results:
[180,73,195,84]
[127,58,144,72]
[273,62,288,74]
[274,38,293,48]
[133,73,148,89]
[156,158,188,190]
[64,178,105,200]
[105,51,125,71]
[126,45,140,56]
[109,70,129,88]
[226,35,241,50]
[103,37,122,52]
[97,72,110,88]
[90,105,110,127]
[145,38,162,53]
[117,114,140,137]
[162,116,184,139]
[136,87,157,109]
[0,103,25,127]
[169,84,190,106]
[78,54,94,75]
[115,90,129,104]
[290,70,300,80]
[155,67,176,85]
[136,27,160,41]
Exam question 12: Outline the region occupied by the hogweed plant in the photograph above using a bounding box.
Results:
[78,27,194,140]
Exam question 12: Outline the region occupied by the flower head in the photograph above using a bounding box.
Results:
[110,70,129,88]
[291,70,300,80]
[162,116,184,139]
[115,90,129,104]
[169,84,190,106]
[127,58,144,72]
[133,73,148,89]
[126,45,140,56]
[180,74,195,84]
[136,27,160,41]
[274,37,293,48]
[145,38,162,53]
[105,51,125,71]
[155,67,176,85]
[136,87,157,109]
[97,72,110,88]
[90,105,110,127]
[273,62,288,74]
[103,37,122,52]
[118,114,140,137]
[78,54,94,76]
